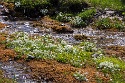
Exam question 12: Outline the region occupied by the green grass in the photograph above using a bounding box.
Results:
[84,0,125,10]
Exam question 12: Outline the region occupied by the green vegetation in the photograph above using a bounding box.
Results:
[84,0,125,10]
[78,8,96,21]
[6,32,125,82]
[1,0,125,81]
[3,0,125,10]
[56,12,73,22]
[94,56,125,82]
[2,0,125,28]
[6,32,94,67]
[94,17,125,31]
[70,16,86,27]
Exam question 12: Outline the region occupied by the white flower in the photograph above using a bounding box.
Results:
[15,2,21,7]
[64,45,73,51]
[99,61,119,70]
[40,9,48,15]
[61,40,67,45]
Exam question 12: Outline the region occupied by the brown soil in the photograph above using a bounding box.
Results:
[33,16,74,33]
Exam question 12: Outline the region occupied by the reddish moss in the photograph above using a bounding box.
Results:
[2,2,14,12]
[0,33,16,61]
[73,34,88,40]
[104,46,125,58]
[40,16,74,33]
[0,22,6,29]
[28,60,109,83]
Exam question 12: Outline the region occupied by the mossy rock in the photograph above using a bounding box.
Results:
[73,34,88,40]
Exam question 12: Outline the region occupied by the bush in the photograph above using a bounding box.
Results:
[94,17,125,31]
[78,8,96,20]
[58,0,88,13]
[84,0,125,10]
[70,16,86,27]
[56,12,73,22]
[77,8,96,25]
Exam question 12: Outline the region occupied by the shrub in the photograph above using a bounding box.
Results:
[59,0,88,13]
[70,16,86,27]
[56,12,73,22]
[78,8,96,20]
[84,0,125,10]
[94,17,125,31]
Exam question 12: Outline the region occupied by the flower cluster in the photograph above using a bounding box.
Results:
[98,61,120,71]
[73,71,88,81]
[40,9,48,15]
[15,1,21,7]
[56,12,72,22]
[81,42,97,52]
[6,32,98,67]
[71,16,85,27]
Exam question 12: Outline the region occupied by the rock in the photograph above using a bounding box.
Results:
[27,55,35,60]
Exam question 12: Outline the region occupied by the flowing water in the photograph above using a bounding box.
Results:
[0,4,125,83]
[0,5,48,83]
[0,61,41,83]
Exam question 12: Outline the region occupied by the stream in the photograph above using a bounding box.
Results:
[0,4,125,83]
[0,61,41,83]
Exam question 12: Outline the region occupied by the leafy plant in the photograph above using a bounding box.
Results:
[84,0,125,10]
[95,56,125,82]
[94,17,125,31]
[78,8,96,20]
[56,12,73,22]
[80,42,97,52]
[6,32,94,68]
[70,16,86,27]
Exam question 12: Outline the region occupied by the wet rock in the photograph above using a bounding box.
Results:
[27,55,35,61]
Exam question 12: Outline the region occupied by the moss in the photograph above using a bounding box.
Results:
[73,34,88,40]
[0,22,6,29]
[42,16,73,33]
